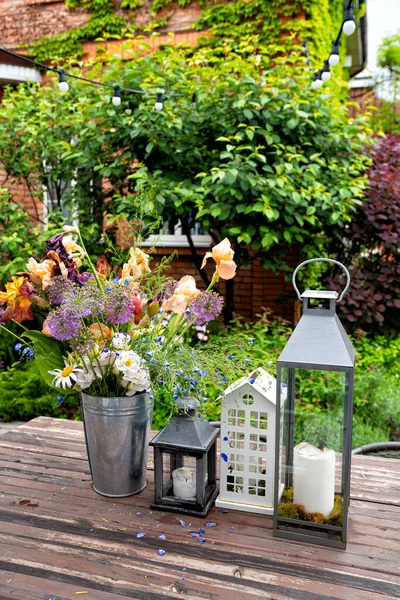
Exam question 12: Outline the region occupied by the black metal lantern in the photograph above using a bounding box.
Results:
[273,259,355,549]
[150,399,219,517]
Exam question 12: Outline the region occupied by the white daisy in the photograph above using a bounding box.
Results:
[49,361,78,389]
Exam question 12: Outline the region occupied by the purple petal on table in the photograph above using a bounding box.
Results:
[136,532,146,538]
[205,522,217,527]
[220,509,229,513]
[190,532,200,537]
[199,539,206,544]
[229,527,235,531]
[159,534,166,539]
[49,597,57,600]
[156,523,162,527]
[179,519,185,527]
[158,549,166,556]
[182,567,187,571]
[182,577,186,581]
[199,528,205,534]
[136,512,142,515]
[220,453,228,462]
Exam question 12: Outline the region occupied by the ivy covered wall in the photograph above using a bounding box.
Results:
[28,0,344,68]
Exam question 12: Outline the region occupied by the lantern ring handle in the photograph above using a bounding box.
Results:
[292,258,350,304]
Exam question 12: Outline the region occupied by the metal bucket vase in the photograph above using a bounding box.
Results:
[81,392,153,498]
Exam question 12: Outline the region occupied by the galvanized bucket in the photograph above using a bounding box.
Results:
[81,392,153,497]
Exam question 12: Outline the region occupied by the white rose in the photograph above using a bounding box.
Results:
[112,332,131,350]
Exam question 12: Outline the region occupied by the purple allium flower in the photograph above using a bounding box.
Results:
[47,276,74,305]
[190,291,223,325]
[63,284,104,318]
[46,308,82,340]
[69,329,95,355]
[104,285,136,324]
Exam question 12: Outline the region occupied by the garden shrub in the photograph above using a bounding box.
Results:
[0,362,80,422]
[331,134,400,332]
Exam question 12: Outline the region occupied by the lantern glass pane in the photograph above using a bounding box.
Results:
[277,367,348,539]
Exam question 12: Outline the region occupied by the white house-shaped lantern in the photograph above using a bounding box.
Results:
[215,368,277,515]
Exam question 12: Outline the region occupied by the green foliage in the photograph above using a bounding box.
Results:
[0,188,59,284]
[370,32,400,134]
[22,332,65,387]
[0,362,80,422]
[0,44,372,277]
[377,31,400,71]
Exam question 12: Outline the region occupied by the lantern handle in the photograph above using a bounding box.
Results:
[292,258,350,304]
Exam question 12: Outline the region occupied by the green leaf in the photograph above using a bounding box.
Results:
[22,331,64,388]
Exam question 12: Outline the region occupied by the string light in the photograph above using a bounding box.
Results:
[155,93,163,111]
[329,41,340,67]
[58,71,69,93]
[310,0,357,89]
[311,71,323,90]
[321,60,331,82]
[112,85,121,106]
[343,4,356,36]
[0,46,193,107]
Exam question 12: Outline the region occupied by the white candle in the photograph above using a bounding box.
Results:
[293,442,335,517]
[172,467,196,499]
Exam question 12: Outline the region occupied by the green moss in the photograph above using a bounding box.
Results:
[278,487,344,527]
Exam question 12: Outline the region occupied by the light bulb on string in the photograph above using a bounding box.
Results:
[155,93,163,111]
[343,5,356,36]
[321,61,331,82]
[58,71,69,93]
[329,41,340,67]
[311,71,323,90]
[112,85,121,107]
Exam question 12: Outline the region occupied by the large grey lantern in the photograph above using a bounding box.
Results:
[273,258,354,549]
[149,399,219,517]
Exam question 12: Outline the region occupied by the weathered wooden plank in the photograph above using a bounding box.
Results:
[0,525,399,600]
[0,417,399,600]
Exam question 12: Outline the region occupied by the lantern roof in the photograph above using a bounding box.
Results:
[150,412,219,452]
[277,311,355,370]
[224,367,277,404]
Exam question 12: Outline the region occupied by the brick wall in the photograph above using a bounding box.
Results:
[0,0,205,49]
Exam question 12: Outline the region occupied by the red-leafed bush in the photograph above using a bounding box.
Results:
[332,134,400,331]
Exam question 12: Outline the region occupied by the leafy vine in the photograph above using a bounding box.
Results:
[29,0,344,67]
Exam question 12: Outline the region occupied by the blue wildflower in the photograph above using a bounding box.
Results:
[124,279,130,286]
[173,395,178,400]
[56,395,64,405]
[227,354,233,359]
[146,352,152,357]
[113,277,119,283]
[200,370,208,376]
[248,338,254,345]
[14,343,22,351]
[150,358,156,364]
[105,286,112,293]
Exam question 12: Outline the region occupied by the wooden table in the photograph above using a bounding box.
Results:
[0,417,399,600]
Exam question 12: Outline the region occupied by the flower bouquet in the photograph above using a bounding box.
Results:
[0,226,237,496]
